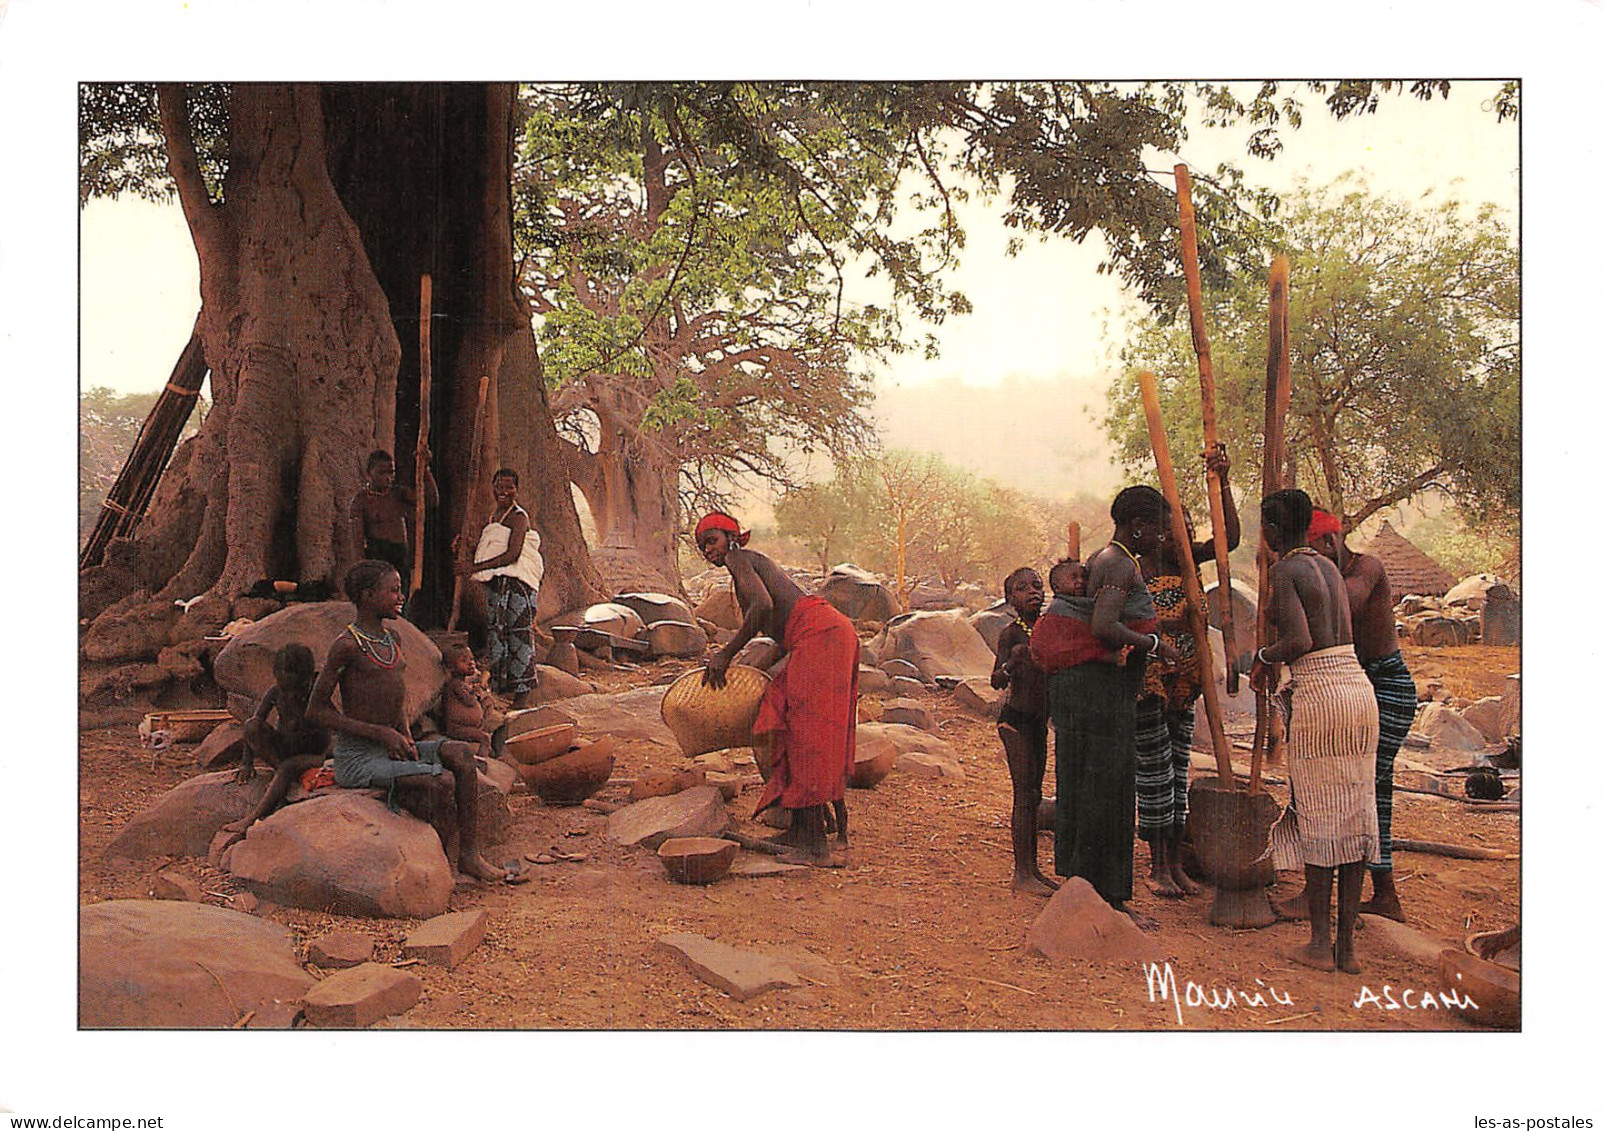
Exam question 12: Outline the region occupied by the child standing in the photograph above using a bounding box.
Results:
[990,566,1056,894]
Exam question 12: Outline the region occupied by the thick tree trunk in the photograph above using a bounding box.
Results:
[85,82,605,658]
[143,82,398,604]
[566,413,684,597]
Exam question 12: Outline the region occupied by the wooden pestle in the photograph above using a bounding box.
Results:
[1139,369,1235,789]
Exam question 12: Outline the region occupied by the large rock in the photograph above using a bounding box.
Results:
[613,592,696,627]
[1025,877,1161,963]
[656,933,804,1001]
[194,720,246,769]
[646,620,709,658]
[695,585,743,631]
[878,608,996,682]
[1444,574,1505,610]
[1412,616,1472,648]
[607,785,731,848]
[881,698,936,732]
[1413,701,1486,752]
[557,685,678,748]
[857,666,892,696]
[1499,675,1521,738]
[530,665,593,702]
[105,770,270,860]
[80,900,313,1028]
[1461,697,1506,742]
[818,564,902,623]
[579,602,647,640]
[1482,586,1521,646]
[954,677,1005,719]
[855,721,955,761]
[225,792,454,918]
[213,601,444,726]
[907,581,966,612]
[1204,580,1259,673]
[84,598,182,663]
[968,600,1013,652]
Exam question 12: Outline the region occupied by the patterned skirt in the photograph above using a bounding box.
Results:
[485,575,539,696]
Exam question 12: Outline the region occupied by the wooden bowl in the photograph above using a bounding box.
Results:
[272,580,298,594]
[849,745,897,789]
[1439,948,1519,1029]
[657,837,738,885]
[518,736,614,806]
[504,722,579,766]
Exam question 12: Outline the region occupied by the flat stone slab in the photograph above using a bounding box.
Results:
[607,785,730,849]
[881,698,936,732]
[727,857,810,878]
[403,909,489,970]
[301,962,422,1028]
[557,685,678,748]
[148,870,205,902]
[894,750,966,781]
[656,933,805,1001]
[1026,877,1162,963]
[1358,915,1453,967]
[954,677,1005,719]
[80,900,313,1028]
[308,930,375,969]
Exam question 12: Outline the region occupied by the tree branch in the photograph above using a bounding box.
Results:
[155,83,223,256]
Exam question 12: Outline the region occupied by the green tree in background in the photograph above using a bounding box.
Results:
[80,386,205,549]
[1105,179,1518,533]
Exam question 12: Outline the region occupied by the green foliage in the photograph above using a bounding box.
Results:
[79,386,206,547]
[1105,178,1519,532]
[776,453,1114,591]
[1404,510,1519,581]
[79,83,229,205]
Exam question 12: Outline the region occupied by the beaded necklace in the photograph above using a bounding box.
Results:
[348,622,400,669]
[1014,615,1034,639]
[1283,546,1319,560]
[1108,539,1139,563]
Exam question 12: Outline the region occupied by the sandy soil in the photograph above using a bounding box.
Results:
[78,644,1520,1031]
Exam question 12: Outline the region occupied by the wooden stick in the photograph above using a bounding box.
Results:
[412,274,432,601]
[718,829,794,858]
[1067,520,1081,561]
[1250,255,1293,793]
[1174,165,1239,695]
[448,372,493,630]
[1139,369,1234,789]
[1392,838,1516,862]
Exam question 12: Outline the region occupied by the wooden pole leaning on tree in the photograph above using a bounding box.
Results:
[448,372,493,631]
[412,274,432,603]
[1139,369,1235,790]
[1067,520,1081,561]
[80,326,209,571]
[1174,164,1240,695]
[1249,255,1292,794]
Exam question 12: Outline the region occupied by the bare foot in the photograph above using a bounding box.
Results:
[1336,947,1362,975]
[1148,873,1184,899]
[1286,942,1336,972]
[1012,872,1057,896]
[764,826,804,849]
[836,832,849,848]
[1272,889,1310,922]
[1357,893,1406,922]
[1115,904,1159,931]
[233,763,256,785]
[779,849,845,869]
[1170,864,1203,896]
[459,853,511,883]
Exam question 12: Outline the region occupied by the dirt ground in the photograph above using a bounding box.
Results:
[78,644,1520,1031]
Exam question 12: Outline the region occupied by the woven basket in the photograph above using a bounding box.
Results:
[660,664,771,756]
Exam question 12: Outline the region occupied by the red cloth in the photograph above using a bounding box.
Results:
[1307,509,1341,539]
[752,596,860,813]
[694,512,750,545]
[300,764,336,792]
[1031,611,1159,671]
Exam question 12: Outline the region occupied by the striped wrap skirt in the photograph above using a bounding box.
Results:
[1269,644,1381,869]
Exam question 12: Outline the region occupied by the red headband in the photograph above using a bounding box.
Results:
[1307,510,1342,539]
[694,512,750,545]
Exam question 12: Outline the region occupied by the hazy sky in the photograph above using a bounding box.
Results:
[80,82,1518,399]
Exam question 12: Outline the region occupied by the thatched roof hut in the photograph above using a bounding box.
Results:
[1362,521,1459,597]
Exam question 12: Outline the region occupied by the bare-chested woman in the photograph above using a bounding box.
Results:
[1252,489,1378,973]
[308,560,514,884]
[696,512,857,865]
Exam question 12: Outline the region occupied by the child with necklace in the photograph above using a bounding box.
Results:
[989,565,1056,895]
[308,559,521,885]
